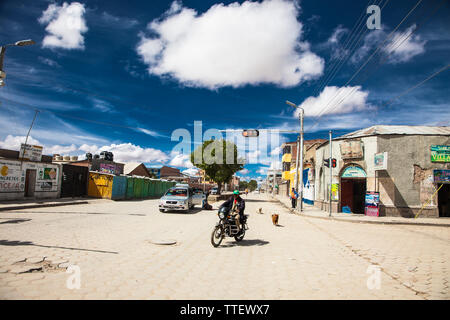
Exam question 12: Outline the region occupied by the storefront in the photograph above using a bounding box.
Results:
[340,165,367,214]
[0,159,61,200]
[434,169,450,217]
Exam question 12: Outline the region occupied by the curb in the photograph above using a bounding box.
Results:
[272,197,450,228]
[0,201,90,212]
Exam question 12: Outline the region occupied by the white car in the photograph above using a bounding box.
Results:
[159,187,194,213]
[210,187,219,195]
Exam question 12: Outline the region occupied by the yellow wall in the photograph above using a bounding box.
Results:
[88,172,113,199]
[282,153,292,163]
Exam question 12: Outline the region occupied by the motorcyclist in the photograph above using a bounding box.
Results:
[219,190,245,231]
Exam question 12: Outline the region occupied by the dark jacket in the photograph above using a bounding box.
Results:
[220,196,245,213]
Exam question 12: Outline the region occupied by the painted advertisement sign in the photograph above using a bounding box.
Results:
[302,168,314,205]
[433,169,450,183]
[374,152,388,171]
[99,163,118,175]
[0,161,25,192]
[36,167,58,192]
[19,144,43,162]
[431,145,450,163]
[365,191,380,217]
[328,183,339,201]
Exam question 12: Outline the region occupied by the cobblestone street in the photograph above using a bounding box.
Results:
[0,193,448,300]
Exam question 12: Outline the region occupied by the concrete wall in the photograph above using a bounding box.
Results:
[0,159,61,201]
[314,134,450,218]
[377,135,450,218]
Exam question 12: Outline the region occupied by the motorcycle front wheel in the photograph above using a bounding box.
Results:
[234,227,245,242]
[211,226,224,247]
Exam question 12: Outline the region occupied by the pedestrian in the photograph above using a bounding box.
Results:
[290,187,298,209]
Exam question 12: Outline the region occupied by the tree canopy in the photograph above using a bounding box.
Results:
[191,139,244,193]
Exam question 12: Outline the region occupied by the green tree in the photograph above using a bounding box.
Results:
[191,139,244,194]
[239,180,248,190]
[248,179,258,191]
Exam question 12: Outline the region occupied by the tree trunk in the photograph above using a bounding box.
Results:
[217,182,222,195]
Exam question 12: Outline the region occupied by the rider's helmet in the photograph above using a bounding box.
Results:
[233,190,239,195]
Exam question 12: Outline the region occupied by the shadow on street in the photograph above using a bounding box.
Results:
[0,239,118,254]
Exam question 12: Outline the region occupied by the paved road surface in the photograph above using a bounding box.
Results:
[0,193,448,299]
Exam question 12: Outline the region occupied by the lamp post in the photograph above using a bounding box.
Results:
[0,39,35,87]
[286,100,304,211]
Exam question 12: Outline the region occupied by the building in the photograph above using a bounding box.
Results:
[0,148,61,200]
[313,125,450,218]
[123,162,153,178]
[280,139,326,201]
[147,166,182,180]
[198,169,216,186]
[224,175,240,191]
[57,156,124,175]
[266,169,282,194]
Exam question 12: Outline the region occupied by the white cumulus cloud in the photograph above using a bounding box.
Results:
[0,135,41,150]
[169,151,193,168]
[297,85,372,117]
[136,0,324,89]
[383,25,426,64]
[39,2,88,50]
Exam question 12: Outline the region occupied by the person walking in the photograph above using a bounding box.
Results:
[290,187,298,209]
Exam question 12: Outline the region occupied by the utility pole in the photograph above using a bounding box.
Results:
[329,130,332,217]
[286,100,305,212]
[20,109,39,169]
[299,108,304,212]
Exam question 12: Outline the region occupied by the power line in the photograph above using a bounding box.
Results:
[313,0,389,100]
[380,64,450,109]
[307,0,428,131]
[311,0,446,130]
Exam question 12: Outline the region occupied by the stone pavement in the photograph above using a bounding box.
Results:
[0,193,448,299]
[274,194,450,227]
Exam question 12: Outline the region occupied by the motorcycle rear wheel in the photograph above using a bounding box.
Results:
[211,226,224,247]
[234,227,245,242]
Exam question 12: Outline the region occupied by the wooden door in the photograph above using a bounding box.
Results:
[25,169,36,197]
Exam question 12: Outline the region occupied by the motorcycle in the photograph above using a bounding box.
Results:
[211,206,249,247]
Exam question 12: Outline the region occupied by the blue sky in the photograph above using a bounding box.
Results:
[0,0,449,180]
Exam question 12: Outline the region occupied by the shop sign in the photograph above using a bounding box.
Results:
[374,152,388,170]
[36,167,58,192]
[431,145,450,163]
[365,191,380,217]
[99,163,118,175]
[433,169,450,183]
[0,161,25,192]
[341,166,367,178]
[19,144,43,162]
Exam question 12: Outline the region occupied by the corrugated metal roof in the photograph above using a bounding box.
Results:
[336,125,450,140]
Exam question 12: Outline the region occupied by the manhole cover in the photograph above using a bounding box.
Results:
[150,239,177,245]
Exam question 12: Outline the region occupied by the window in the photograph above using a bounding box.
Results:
[165,188,188,197]
[283,145,291,155]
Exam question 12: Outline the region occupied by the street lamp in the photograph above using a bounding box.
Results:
[286,100,304,211]
[0,39,35,86]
